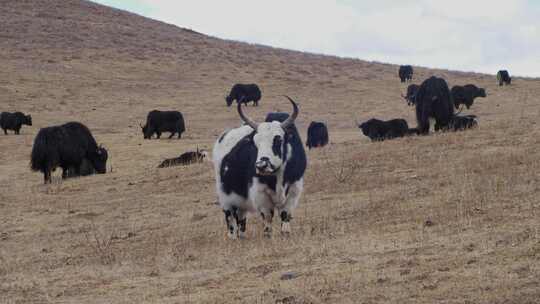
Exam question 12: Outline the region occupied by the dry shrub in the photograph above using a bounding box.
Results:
[83,221,118,265]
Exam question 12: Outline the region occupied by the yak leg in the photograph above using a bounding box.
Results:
[168,132,175,139]
[44,169,52,184]
[223,209,238,239]
[278,180,303,235]
[15,127,20,135]
[156,131,161,139]
[260,209,274,238]
[2,128,7,135]
[234,208,247,239]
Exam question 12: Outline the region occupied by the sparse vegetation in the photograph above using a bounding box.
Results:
[1,0,539,303]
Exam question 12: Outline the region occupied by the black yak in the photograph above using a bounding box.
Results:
[140,110,185,139]
[158,149,207,168]
[65,158,96,178]
[451,84,486,109]
[306,121,329,149]
[398,65,413,83]
[402,84,420,106]
[358,118,417,141]
[0,112,32,135]
[449,114,478,131]
[30,122,108,184]
[225,83,261,107]
[497,70,511,86]
[415,76,454,134]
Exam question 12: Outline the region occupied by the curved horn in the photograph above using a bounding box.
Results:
[237,101,258,130]
[280,95,299,129]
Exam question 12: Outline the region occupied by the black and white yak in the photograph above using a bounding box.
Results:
[398,65,414,83]
[451,84,486,109]
[213,96,306,239]
[497,70,512,86]
[415,76,455,134]
[225,83,262,107]
[30,122,108,184]
[140,110,185,139]
[0,112,32,135]
[306,121,329,149]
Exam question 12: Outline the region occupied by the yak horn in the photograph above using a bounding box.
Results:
[280,95,299,129]
[237,100,258,130]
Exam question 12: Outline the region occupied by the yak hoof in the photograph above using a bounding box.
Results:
[263,226,272,238]
[238,230,246,239]
[227,231,238,240]
[281,222,291,235]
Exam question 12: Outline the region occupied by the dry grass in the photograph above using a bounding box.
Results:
[1,1,540,303]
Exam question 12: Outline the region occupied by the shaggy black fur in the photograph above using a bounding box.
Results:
[497,70,511,86]
[306,121,329,149]
[141,110,185,139]
[414,76,454,134]
[451,84,486,109]
[402,84,420,106]
[30,122,108,184]
[0,112,32,135]
[225,83,262,107]
[358,118,417,141]
[449,114,478,131]
[398,65,413,83]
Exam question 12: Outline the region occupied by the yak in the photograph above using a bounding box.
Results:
[449,114,478,131]
[358,118,417,141]
[30,122,108,184]
[402,84,420,106]
[213,97,306,239]
[414,76,454,134]
[158,149,207,168]
[306,121,329,149]
[225,83,261,107]
[497,70,512,86]
[451,84,486,109]
[0,112,32,135]
[399,65,414,83]
[140,110,185,139]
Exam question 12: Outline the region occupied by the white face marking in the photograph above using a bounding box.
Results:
[253,122,285,175]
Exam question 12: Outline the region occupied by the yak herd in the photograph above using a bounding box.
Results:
[0,67,516,238]
[0,69,510,186]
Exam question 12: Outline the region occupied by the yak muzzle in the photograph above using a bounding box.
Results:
[255,157,278,175]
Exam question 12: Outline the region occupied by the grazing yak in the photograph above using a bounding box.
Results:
[213,96,306,239]
[497,70,512,86]
[415,76,454,134]
[158,149,207,168]
[225,83,261,107]
[30,122,108,184]
[402,84,420,106]
[451,84,486,109]
[65,158,96,178]
[449,114,478,131]
[140,110,185,139]
[399,65,413,83]
[358,118,417,141]
[306,121,329,149]
[0,112,32,135]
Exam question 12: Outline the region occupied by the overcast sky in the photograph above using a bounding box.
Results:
[93,0,540,77]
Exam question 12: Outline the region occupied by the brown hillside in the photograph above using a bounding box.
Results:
[1,1,539,303]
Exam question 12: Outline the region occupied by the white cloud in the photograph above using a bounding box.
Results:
[95,0,540,77]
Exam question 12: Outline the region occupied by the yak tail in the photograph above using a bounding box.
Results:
[30,129,57,172]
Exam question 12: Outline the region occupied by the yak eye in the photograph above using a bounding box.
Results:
[272,136,282,156]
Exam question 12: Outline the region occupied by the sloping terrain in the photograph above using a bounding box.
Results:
[1,1,539,303]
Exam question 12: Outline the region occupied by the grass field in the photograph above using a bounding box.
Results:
[1,1,539,303]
